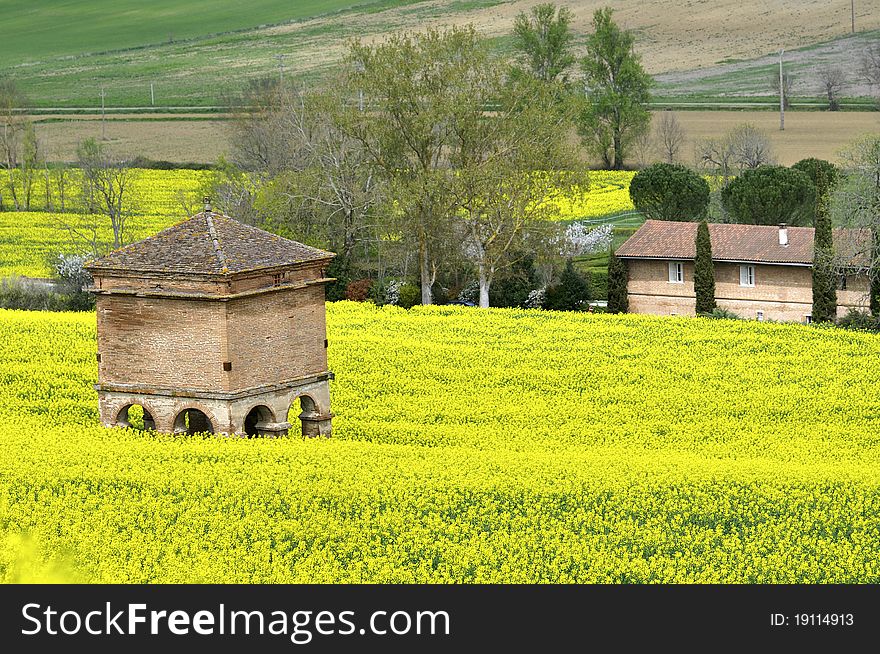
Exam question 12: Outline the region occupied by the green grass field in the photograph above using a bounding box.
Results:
[2,304,880,582]
[0,1,417,64]
[1,0,475,107]
[4,1,877,108]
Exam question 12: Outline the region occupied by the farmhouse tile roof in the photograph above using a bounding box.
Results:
[616,220,870,266]
[86,212,334,275]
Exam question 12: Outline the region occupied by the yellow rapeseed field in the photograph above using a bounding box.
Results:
[0,170,640,278]
[0,169,208,277]
[1,302,879,583]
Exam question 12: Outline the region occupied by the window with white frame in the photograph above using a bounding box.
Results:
[668,261,683,283]
[739,264,755,287]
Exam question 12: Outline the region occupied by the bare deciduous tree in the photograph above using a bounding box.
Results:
[729,123,774,170]
[770,70,794,109]
[817,65,847,111]
[226,79,384,265]
[629,125,654,168]
[696,123,774,185]
[860,41,880,90]
[657,111,685,164]
[0,78,29,210]
[59,138,139,256]
[19,121,42,211]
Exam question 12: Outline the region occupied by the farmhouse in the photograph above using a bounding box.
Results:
[85,203,336,437]
[616,220,870,322]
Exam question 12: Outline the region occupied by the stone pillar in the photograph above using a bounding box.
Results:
[299,408,333,437]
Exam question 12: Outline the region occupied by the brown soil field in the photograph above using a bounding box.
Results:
[35,110,879,166]
[659,111,880,166]
[36,119,231,163]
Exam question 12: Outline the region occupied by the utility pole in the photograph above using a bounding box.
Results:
[150,82,155,106]
[354,59,365,112]
[852,0,856,33]
[778,50,785,132]
[100,86,106,140]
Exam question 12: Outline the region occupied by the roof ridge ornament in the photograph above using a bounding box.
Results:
[204,212,229,271]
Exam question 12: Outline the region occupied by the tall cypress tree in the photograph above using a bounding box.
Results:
[811,205,837,322]
[794,158,838,322]
[607,249,628,313]
[694,220,716,314]
[872,230,880,317]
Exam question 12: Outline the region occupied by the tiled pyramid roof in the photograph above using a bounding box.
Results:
[86,213,334,275]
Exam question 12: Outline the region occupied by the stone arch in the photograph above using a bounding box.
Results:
[288,393,330,438]
[173,404,216,435]
[115,402,157,431]
[243,404,276,437]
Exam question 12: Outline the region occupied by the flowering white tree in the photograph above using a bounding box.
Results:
[559,222,613,258]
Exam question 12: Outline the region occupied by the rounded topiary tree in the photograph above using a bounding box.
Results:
[792,158,838,206]
[720,165,817,226]
[628,163,710,222]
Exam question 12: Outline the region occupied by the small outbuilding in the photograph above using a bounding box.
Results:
[85,204,336,437]
[616,220,870,322]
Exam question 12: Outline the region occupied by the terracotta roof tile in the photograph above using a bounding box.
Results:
[86,213,334,275]
[616,220,870,266]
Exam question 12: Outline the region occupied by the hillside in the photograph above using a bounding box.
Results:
[656,30,880,102]
[3,0,877,107]
[0,0,410,64]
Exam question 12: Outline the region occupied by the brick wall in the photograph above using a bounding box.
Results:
[97,294,224,390]
[625,258,869,322]
[225,283,328,390]
[95,264,331,394]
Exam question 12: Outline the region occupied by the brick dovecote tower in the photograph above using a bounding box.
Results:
[85,206,335,437]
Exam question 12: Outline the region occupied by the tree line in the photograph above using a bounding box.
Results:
[207,5,653,310]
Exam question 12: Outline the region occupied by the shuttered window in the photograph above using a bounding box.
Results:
[668,261,683,284]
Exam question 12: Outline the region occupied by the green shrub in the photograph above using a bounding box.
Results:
[490,255,538,308]
[837,309,880,332]
[606,250,628,313]
[325,256,352,302]
[0,278,86,312]
[397,283,421,309]
[721,166,816,226]
[590,268,609,302]
[702,307,740,320]
[629,163,710,222]
[544,259,592,311]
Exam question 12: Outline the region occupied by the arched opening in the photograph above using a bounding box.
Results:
[116,404,156,431]
[173,408,214,435]
[243,405,275,437]
[288,395,327,438]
